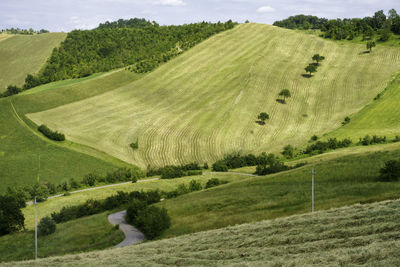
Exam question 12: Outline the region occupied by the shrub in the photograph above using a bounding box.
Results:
[394,136,400,143]
[126,202,171,240]
[82,173,99,186]
[212,161,229,172]
[203,162,209,169]
[38,216,56,236]
[69,178,80,189]
[189,180,202,191]
[378,160,400,182]
[342,116,351,125]
[0,195,25,236]
[281,145,295,159]
[359,135,386,146]
[38,125,65,141]
[310,135,318,141]
[205,178,221,189]
[130,140,139,150]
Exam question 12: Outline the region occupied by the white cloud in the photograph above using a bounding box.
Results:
[256,6,275,13]
[153,0,186,6]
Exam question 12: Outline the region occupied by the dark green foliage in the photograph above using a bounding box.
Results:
[212,152,284,172]
[203,162,209,169]
[281,145,295,159]
[189,180,202,191]
[359,135,387,146]
[274,10,400,41]
[147,163,202,179]
[51,190,161,223]
[311,135,318,141]
[394,136,400,143]
[98,18,154,29]
[211,161,229,172]
[255,153,290,176]
[305,64,317,76]
[278,89,291,103]
[38,216,56,236]
[378,160,400,182]
[0,28,49,35]
[0,85,22,97]
[82,173,98,187]
[24,20,236,88]
[69,179,80,190]
[105,167,135,183]
[31,183,50,202]
[312,54,325,64]
[205,178,228,189]
[0,195,25,236]
[305,138,352,154]
[342,116,351,125]
[126,202,171,240]
[257,112,269,125]
[366,41,376,52]
[130,140,139,150]
[38,125,65,141]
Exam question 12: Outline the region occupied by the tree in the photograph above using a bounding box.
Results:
[38,216,56,236]
[378,160,400,182]
[312,54,325,65]
[257,112,270,125]
[281,145,295,159]
[366,41,376,52]
[0,195,25,236]
[305,64,317,76]
[278,89,291,102]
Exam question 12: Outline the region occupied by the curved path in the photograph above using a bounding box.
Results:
[108,210,145,248]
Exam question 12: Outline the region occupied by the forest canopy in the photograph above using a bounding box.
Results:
[20,19,236,92]
[273,9,400,41]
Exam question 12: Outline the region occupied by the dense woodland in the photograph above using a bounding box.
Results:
[16,19,236,93]
[273,9,400,41]
[0,28,49,35]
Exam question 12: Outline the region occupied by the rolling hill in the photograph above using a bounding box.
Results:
[0,70,142,192]
[6,199,400,266]
[27,23,400,169]
[0,33,66,92]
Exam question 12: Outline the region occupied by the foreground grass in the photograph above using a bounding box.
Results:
[0,70,142,192]
[6,199,400,266]
[158,144,400,238]
[0,212,123,263]
[0,33,66,92]
[28,23,400,168]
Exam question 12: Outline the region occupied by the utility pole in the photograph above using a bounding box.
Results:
[312,168,314,213]
[34,196,37,260]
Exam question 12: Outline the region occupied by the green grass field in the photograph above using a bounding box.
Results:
[0,212,123,262]
[326,71,400,140]
[6,199,400,266]
[27,23,400,169]
[158,142,400,238]
[0,33,66,92]
[0,70,143,192]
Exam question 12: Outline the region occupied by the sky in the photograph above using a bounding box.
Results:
[0,0,399,32]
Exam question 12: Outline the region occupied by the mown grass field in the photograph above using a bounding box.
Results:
[0,70,142,192]
[326,71,400,141]
[0,212,123,262]
[28,23,400,169]
[0,33,66,92]
[157,143,400,238]
[6,199,400,266]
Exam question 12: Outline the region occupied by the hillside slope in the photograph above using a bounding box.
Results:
[0,33,66,92]
[7,199,400,266]
[28,23,400,168]
[0,70,141,192]
[327,71,400,140]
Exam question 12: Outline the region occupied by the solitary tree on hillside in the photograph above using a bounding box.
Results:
[312,54,325,65]
[278,89,291,103]
[305,64,317,77]
[366,41,376,52]
[257,112,270,125]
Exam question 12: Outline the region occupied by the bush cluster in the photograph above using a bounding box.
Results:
[38,216,56,236]
[163,179,204,199]
[126,199,171,240]
[358,135,386,146]
[51,190,161,223]
[0,194,25,236]
[6,167,144,204]
[147,163,202,179]
[255,154,290,176]
[304,138,352,155]
[38,125,65,141]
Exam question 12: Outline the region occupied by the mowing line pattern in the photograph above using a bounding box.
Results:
[28,24,400,168]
